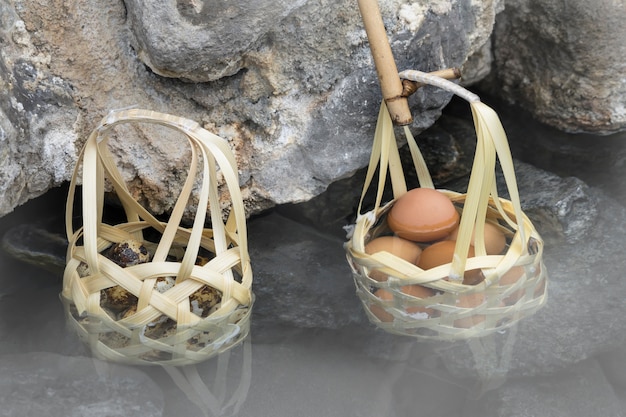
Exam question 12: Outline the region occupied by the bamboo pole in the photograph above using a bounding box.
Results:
[358,0,413,125]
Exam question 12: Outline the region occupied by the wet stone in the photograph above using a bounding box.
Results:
[0,224,67,275]
[247,211,366,330]
[0,352,164,417]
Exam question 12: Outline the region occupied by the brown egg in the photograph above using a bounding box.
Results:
[453,292,485,328]
[402,284,437,318]
[364,236,422,281]
[370,285,436,322]
[370,288,395,322]
[533,264,547,298]
[417,240,483,285]
[387,188,460,242]
[446,221,506,255]
[499,265,526,305]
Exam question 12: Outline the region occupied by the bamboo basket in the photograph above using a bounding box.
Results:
[61,109,254,365]
[344,71,548,340]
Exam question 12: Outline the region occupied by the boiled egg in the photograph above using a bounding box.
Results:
[370,285,436,322]
[364,236,422,281]
[387,188,459,242]
[446,221,506,255]
[417,240,484,285]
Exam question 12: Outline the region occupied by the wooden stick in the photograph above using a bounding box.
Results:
[358,0,413,126]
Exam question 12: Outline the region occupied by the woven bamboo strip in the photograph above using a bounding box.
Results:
[62,109,253,365]
[345,73,547,340]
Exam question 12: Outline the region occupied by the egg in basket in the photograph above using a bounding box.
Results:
[344,71,547,340]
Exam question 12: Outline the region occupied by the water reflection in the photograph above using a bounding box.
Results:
[3,168,626,415]
[3,243,623,417]
[157,340,252,417]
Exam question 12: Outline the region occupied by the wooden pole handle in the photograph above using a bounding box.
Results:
[358,0,413,125]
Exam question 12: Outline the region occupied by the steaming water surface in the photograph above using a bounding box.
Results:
[3,101,626,416]
[0,245,469,417]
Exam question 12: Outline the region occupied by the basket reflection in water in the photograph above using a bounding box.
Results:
[345,71,548,340]
[61,109,253,366]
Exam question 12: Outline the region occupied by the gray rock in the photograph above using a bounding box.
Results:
[0,352,164,417]
[1,224,67,275]
[491,98,626,209]
[124,0,308,83]
[506,162,598,246]
[488,0,626,134]
[0,0,498,218]
[275,113,478,239]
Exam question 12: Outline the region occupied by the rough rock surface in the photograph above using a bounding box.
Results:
[0,0,500,218]
[487,0,626,134]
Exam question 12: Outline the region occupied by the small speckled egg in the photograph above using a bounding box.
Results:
[190,285,222,318]
[417,240,484,285]
[101,285,138,315]
[387,188,459,242]
[154,276,176,293]
[446,221,506,255]
[364,236,422,281]
[106,239,150,267]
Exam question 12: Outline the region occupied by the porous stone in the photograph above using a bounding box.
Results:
[0,0,500,218]
[487,0,626,134]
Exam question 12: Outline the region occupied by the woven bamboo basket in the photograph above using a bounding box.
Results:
[61,109,254,365]
[345,71,548,340]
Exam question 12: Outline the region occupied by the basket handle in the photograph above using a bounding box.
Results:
[357,71,528,280]
[355,69,462,218]
[65,109,250,286]
[401,71,528,278]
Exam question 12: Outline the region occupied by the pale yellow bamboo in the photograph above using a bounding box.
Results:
[62,109,254,366]
[344,72,548,341]
[358,0,413,125]
[401,67,462,96]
